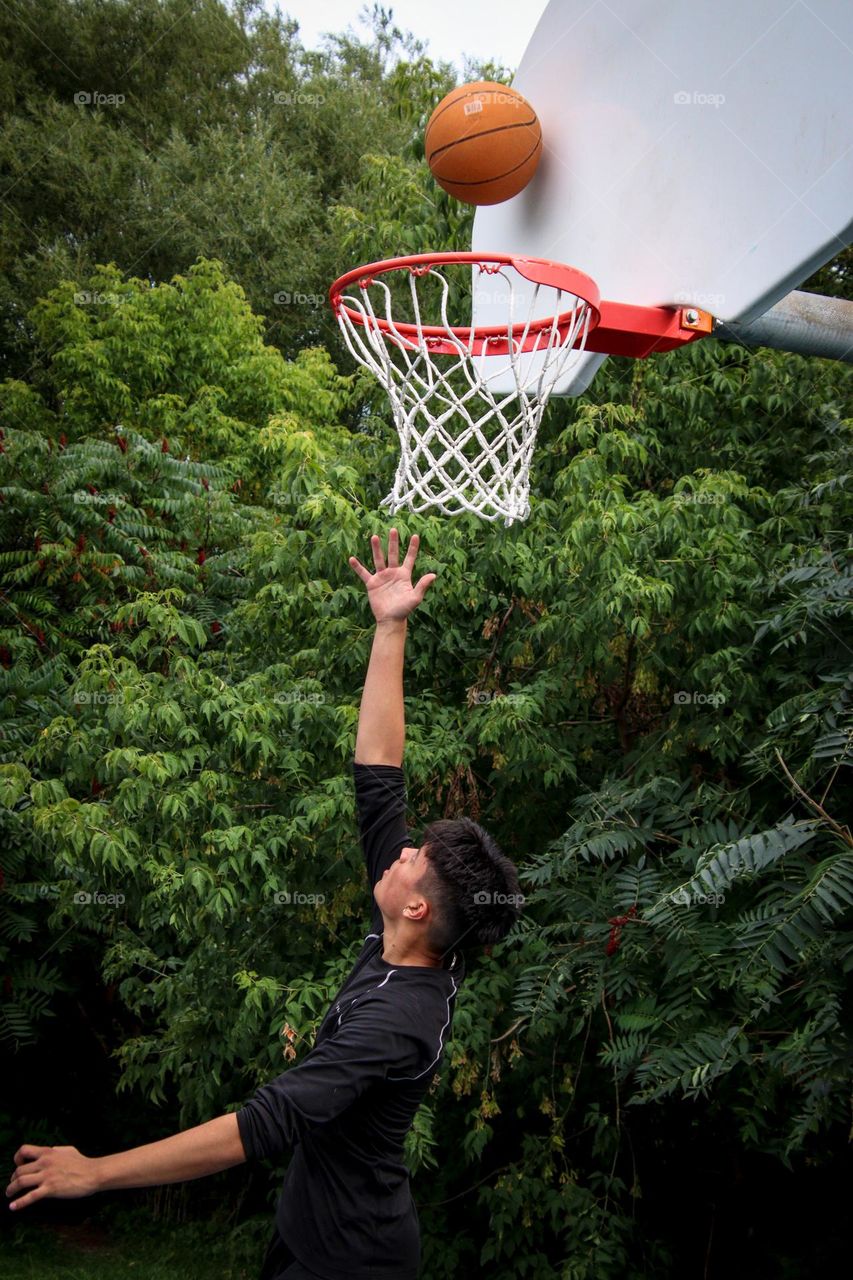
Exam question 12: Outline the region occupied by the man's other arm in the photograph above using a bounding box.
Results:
[7,1114,247,1210]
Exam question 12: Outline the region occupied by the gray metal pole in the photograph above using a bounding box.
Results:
[711,290,853,363]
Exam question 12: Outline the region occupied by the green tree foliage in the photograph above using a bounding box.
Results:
[0,0,470,377]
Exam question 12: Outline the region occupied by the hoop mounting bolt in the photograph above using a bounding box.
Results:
[681,307,713,332]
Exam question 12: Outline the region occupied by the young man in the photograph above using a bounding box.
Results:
[6,529,522,1280]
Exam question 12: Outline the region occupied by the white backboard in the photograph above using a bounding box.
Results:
[471,0,853,394]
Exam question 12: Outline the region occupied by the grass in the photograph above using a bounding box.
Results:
[1,1209,266,1279]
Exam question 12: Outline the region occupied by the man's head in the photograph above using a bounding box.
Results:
[374,818,523,966]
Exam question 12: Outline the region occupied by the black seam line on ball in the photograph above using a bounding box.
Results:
[426,86,529,132]
[434,138,542,186]
[427,118,539,165]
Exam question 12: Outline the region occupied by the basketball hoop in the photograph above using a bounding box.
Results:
[329,252,711,526]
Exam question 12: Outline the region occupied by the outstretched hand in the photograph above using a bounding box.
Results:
[348,529,437,623]
[6,1143,99,1210]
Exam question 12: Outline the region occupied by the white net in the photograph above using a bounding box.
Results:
[334,260,594,526]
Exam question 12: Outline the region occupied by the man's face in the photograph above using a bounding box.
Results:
[374,845,429,922]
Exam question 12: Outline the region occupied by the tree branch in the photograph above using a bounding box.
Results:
[774,749,853,848]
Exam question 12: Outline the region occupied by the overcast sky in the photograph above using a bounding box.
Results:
[259,1,541,73]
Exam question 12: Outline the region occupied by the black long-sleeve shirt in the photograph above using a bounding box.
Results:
[236,763,466,1280]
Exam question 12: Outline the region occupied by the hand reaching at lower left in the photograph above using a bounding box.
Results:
[6,1143,100,1211]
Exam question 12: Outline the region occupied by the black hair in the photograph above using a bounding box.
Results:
[415,817,523,961]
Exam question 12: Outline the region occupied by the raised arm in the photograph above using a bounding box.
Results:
[348,529,437,768]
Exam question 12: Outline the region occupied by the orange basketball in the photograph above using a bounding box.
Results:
[425,81,543,206]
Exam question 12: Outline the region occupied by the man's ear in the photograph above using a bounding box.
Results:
[403,897,430,923]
